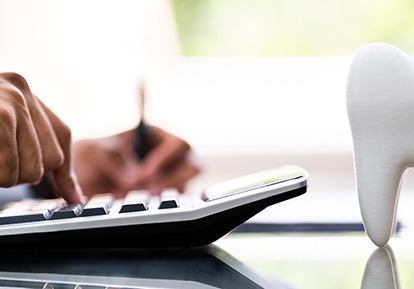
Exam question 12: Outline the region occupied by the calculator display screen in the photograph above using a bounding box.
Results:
[203,167,305,202]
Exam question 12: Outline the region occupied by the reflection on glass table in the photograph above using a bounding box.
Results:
[0,245,293,289]
[361,245,399,289]
[215,232,414,289]
[0,233,411,289]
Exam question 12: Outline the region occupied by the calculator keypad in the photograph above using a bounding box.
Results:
[0,189,185,226]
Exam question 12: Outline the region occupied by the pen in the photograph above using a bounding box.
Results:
[134,81,149,160]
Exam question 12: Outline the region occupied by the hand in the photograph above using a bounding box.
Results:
[73,125,200,198]
[0,72,84,204]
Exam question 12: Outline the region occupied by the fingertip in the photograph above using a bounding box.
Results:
[63,185,85,205]
[147,179,162,196]
[79,193,89,206]
[72,181,87,205]
[53,171,86,205]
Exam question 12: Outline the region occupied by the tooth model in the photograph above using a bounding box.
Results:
[347,42,414,247]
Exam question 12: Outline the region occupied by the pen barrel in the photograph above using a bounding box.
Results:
[134,121,148,160]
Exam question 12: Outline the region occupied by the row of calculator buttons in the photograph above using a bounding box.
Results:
[0,189,181,225]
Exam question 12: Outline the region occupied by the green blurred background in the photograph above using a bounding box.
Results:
[172,0,414,56]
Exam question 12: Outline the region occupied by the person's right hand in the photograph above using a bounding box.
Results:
[0,72,84,204]
[73,126,200,199]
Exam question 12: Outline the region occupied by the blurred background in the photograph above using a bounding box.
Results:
[1,0,414,190]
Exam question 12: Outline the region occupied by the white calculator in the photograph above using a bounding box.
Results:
[0,165,308,248]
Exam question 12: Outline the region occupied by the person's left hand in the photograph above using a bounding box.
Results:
[73,125,200,199]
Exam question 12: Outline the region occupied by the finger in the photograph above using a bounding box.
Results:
[0,101,20,186]
[149,155,200,193]
[143,128,191,176]
[92,145,137,193]
[38,100,84,204]
[0,130,19,186]
[27,96,64,170]
[0,87,43,184]
[15,102,44,183]
[135,151,200,195]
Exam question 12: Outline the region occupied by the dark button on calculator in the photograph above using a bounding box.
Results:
[0,199,62,225]
[158,189,179,209]
[0,209,51,225]
[50,204,83,220]
[80,194,115,217]
[119,190,148,213]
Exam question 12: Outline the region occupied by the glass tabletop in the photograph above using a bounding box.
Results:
[0,231,411,289]
[216,232,413,289]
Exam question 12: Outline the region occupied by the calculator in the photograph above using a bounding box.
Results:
[0,165,308,248]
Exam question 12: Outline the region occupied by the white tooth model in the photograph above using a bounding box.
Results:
[347,42,414,247]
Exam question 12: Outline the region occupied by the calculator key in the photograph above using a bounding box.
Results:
[80,203,109,217]
[0,209,52,225]
[87,193,115,207]
[119,202,147,213]
[158,189,179,209]
[80,194,114,217]
[50,204,83,220]
[119,190,148,213]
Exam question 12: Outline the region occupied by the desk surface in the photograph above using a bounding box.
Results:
[217,233,413,289]
[0,232,411,289]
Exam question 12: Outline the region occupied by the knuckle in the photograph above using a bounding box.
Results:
[43,149,64,170]
[173,135,190,152]
[2,72,30,92]
[0,169,18,187]
[0,73,32,107]
[182,140,191,151]
[190,165,201,177]
[0,87,27,108]
[0,178,18,188]
[31,166,44,182]
[57,121,73,144]
[19,163,44,184]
